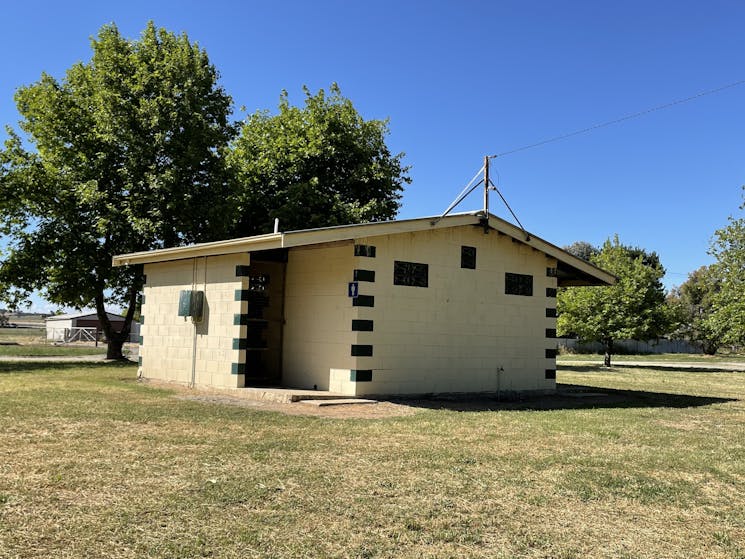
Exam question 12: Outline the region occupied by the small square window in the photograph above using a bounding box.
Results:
[461,246,476,269]
[394,261,428,287]
[505,273,533,296]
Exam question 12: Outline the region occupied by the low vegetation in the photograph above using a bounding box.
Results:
[0,362,743,558]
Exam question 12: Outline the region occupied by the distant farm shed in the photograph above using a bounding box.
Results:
[113,211,614,397]
[45,312,140,342]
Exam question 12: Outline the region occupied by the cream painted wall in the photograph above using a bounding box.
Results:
[140,253,248,389]
[282,243,356,390]
[315,225,557,396]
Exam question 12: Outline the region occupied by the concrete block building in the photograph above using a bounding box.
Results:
[112,212,614,396]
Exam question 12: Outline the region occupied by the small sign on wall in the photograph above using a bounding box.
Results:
[348,281,359,298]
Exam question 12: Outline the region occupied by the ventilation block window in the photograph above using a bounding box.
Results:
[461,246,476,269]
[354,244,376,257]
[505,273,533,296]
[394,261,429,287]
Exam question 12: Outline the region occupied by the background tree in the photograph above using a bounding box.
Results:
[564,241,598,262]
[705,188,745,348]
[666,266,721,354]
[228,84,410,235]
[0,22,235,358]
[557,236,669,366]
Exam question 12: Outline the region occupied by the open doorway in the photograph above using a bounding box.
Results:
[242,249,286,386]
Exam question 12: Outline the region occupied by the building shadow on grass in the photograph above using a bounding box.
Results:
[389,382,737,412]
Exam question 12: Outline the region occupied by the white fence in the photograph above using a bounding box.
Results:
[46,327,139,344]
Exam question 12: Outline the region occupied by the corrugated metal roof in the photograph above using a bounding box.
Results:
[45,311,127,322]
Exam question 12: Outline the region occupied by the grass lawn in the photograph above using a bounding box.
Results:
[0,362,743,558]
[0,328,107,357]
[558,352,745,364]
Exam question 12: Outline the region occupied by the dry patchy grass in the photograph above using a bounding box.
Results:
[0,361,743,558]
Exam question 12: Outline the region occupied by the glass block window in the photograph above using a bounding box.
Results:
[505,273,533,296]
[394,261,428,287]
[461,246,476,269]
[249,274,269,292]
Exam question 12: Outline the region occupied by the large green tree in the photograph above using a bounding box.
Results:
[557,236,670,366]
[705,189,745,347]
[0,22,235,358]
[228,84,410,235]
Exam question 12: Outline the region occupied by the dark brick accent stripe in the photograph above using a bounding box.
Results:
[352,319,374,332]
[351,370,373,382]
[351,344,373,357]
[354,244,376,257]
[138,335,144,345]
[546,287,557,298]
[353,295,374,307]
[234,314,268,326]
[138,356,143,366]
[354,269,376,282]
[231,363,246,375]
[545,348,557,359]
[236,265,251,277]
[546,308,557,318]
[141,295,146,305]
[139,315,144,324]
[545,328,556,338]
[545,369,556,380]
[233,338,249,350]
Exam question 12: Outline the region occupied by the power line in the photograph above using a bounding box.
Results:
[489,79,745,160]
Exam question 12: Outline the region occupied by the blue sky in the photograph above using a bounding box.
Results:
[2,0,744,312]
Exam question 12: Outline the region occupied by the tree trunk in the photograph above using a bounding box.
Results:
[95,265,143,361]
[106,333,127,360]
[603,339,613,367]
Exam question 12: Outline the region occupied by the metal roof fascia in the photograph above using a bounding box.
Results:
[112,233,283,266]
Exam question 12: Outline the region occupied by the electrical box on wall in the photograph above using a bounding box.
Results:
[178,290,204,320]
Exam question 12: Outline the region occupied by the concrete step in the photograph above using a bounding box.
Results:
[240,386,365,404]
[299,398,378,407]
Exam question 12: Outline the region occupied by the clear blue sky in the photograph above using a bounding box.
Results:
[2,0,744,312]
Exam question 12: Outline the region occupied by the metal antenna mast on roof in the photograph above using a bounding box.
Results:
[432,155,530,241]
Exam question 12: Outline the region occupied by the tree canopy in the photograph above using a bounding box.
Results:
[705,188,745,347]
[666,266,722,354]
[0,22,235,357]
[227,84,409,235]
[557,236,670,365]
